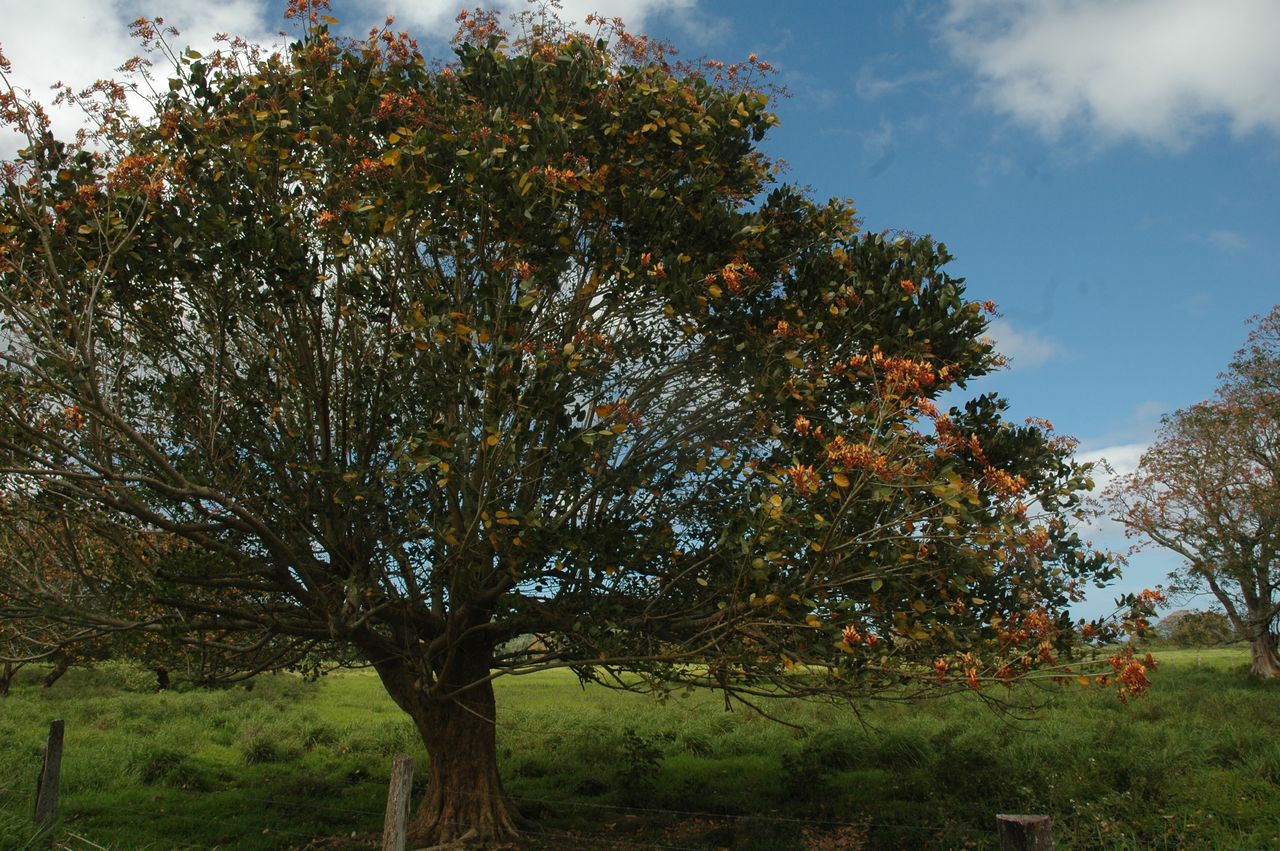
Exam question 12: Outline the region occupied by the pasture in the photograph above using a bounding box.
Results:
[1,647,1277,849]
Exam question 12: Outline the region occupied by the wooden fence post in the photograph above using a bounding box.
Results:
[34,719,65,847]
[997,814,1054,851]
[381,754,414,851]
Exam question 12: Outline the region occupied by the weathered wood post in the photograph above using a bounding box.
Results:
[997,814,1054,851]
[33,719,64,847]
[381,754,414,851]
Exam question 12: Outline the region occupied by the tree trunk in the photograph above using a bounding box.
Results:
[1250,631,1280,678]
[154,666,170,691]
[0,661,14,697]
[371,630,519,846]
[407,675,518,844]
[43,655,69,689]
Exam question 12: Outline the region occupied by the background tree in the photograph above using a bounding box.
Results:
[1152,608,1191,640]
[0,502,132,695]
[1109,306,1280,677]
[0,4,1134,842]
[0,496,319,693]
[1167,610,1237,648]
[0,616,115,693]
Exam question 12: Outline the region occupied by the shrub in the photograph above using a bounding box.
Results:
[126,744,211,789]
[615,727,665,805]
[95,660,158,693]
[241,734,287,765]
[298,721,338,751]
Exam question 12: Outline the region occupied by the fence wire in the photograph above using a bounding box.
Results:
[9,776,996,851]
[7,705,1001,850]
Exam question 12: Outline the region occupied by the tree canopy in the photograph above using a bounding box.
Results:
[0,4,1140,841]
[1166,610,1237,648]
[1109,306,1280,677]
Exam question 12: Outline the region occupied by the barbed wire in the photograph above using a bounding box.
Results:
[249,785,995,835]
[4,779,995,851]
[3,691,1008,849]
[4,777,1000,850]
[27,802,736,851]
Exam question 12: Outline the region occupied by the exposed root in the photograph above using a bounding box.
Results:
[417,827,478,850]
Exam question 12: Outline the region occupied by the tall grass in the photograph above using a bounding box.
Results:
[0,648,1277,849]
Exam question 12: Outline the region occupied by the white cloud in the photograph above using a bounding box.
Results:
[1207,229,1248,252]
[0,0,273,155]
[1077,442,1147,483]
[1180,290,1213,315]
[982,319,1059,369]
[1075,441,1149,542]
[854,64,938,100]
[943,0,1280,147]
[1131,400,1168,422]
[366,0,703,39]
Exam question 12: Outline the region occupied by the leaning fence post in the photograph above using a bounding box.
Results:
[381,754,414,851]
[34,719,65,847]
[996,814,1054,851]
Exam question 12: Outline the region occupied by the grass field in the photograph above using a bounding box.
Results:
[1,646,1277,850]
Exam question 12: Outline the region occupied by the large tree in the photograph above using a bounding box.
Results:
[1109,306,1280,677]
[0,5,1130,841]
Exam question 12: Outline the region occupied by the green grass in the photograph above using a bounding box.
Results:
[1,647,1277,849]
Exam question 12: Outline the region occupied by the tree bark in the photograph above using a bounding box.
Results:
[371,629,519,845]
[0,661,14,697]
[407,676,518,844]
[1250,631,1280,678]
[43,655,69,689]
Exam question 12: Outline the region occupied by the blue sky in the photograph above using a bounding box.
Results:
[3,0,1276,617]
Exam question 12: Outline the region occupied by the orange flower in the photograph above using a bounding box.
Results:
[1135,588,1167,608]
[64,405,85,431]
[285,0,331,20]
[900,279,916,294]
[784,464,820,496]
[983,467,1026,497]
[825,436,883,473]
[1108,648,1157,702]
